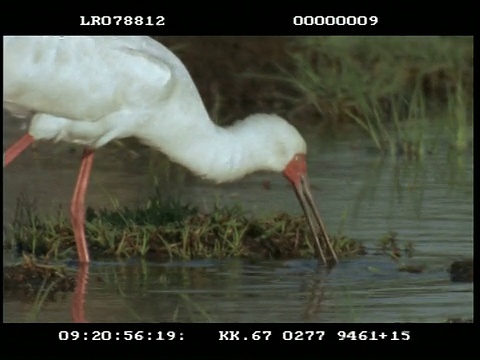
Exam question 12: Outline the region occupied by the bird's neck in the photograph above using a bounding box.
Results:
[138,108,274,183]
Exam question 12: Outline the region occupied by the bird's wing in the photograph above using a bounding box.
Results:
[3,36,177,121]
[113,43,176,102]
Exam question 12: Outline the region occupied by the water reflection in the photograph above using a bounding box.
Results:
[71,264,88,323]
[7,256,471,323]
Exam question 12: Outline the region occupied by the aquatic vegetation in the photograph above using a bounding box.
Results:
[7,194,364,262]
[374,231,423,273]
[256,36,473,158]
[4,254,75,301]
[375,231,414,261]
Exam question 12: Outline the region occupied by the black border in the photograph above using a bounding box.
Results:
[2,2,475,357]
[2,322,475,354]
[1,4,474,35]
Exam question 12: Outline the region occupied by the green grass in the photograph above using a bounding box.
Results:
[7,193,365,262]
[254,36,472,158]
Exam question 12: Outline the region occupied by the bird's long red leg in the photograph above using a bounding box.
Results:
[70,148,95,264]
[4,133,35,166]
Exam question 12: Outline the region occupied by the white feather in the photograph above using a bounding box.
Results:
[3,36,307,183]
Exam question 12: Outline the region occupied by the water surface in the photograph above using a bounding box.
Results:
[3,117,473,322]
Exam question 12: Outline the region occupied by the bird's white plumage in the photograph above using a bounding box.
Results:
[3,36,307,182]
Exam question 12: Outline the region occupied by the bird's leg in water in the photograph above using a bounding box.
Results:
[72,263,89,323]
[3,133,35,166]
[70,148,95,263]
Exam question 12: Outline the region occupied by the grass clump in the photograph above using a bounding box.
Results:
[4,254,75,301]
[374,231,424,273]
[7,194,364,262]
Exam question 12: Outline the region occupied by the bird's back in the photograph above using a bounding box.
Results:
[3,36,193,122]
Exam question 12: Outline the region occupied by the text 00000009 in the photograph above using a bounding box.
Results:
[293,15,378,26]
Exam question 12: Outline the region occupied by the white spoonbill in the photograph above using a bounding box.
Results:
[3,36,338,265]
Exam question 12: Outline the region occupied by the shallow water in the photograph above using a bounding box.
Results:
[3,116,473,323]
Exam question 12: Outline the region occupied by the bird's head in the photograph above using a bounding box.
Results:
[239,113,337,264]
[237,114,307,176]
[249,115,308,200]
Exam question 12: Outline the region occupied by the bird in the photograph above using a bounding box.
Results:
[3,36,338,265]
